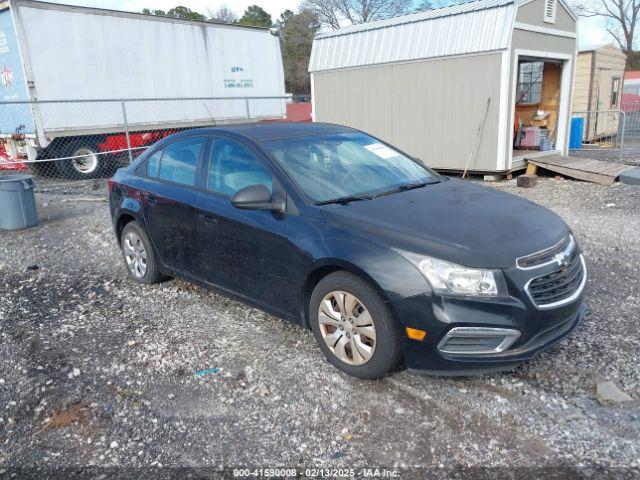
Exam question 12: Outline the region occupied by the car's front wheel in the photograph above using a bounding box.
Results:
[309,271,402,379]
[120,221,163,284]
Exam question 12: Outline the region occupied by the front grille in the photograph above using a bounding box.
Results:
[517,235,572,269]
[527,254,585,308]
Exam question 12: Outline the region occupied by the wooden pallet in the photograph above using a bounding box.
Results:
[526,155,635,186]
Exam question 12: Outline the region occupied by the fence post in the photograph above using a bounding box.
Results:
[619,110,625,164]
[121,99,133,164]
[245,97,251,120]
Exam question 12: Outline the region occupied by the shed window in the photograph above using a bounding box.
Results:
[611,77,620,107]
[517,62,544,104]
[544,0,557,23]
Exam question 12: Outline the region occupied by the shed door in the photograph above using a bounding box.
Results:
[594,68,618,139]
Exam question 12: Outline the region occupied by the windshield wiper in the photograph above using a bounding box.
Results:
[374,180,439,198]
[315,194,375,206]
[315,180,439,206]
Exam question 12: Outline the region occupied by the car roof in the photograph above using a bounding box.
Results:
[181,122,358,142]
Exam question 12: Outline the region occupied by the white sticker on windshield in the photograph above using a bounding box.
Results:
[364,143,400,159]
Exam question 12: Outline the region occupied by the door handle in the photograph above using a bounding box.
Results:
[198,213,217,225]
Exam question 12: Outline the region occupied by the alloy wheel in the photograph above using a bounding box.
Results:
[123,231,147,278]
[318,291,376,365]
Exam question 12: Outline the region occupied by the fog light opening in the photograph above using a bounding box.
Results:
[437,327,520,355]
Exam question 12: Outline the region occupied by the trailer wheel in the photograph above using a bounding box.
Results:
[56,140,104,179]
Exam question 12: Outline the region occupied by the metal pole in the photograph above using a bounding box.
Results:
[619,110,625,164]
[121,99,133,163]
[245,97,251,120]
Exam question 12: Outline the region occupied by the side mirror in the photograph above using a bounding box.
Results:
[230,184,286,213]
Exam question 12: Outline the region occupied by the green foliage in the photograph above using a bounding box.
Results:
[167,6,206,20]
[276,9,295,31]
[142,6,205,21]
[239,5,273,28]
[280,10,321,94]
[142,8,166,16]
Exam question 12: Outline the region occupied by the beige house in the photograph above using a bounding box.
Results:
[309,0,577,173]
[573,44,626,142]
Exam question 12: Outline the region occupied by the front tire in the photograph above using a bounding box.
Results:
[309,271,402,379]
[120,221,163,284]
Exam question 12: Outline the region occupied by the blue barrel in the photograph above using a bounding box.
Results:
[569,117,584,149]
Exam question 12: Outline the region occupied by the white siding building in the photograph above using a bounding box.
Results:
[309,0,577,173]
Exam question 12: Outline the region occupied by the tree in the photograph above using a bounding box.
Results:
[167,6,206,20]
[276,9,295,32]
[142,8,166,16]
[302,0,412,29]
[210,5,238,24]
[239,5,273,28]
[142,6,206,21]
[280,9,321,93]
[413,0,453,11]
[575,0,640,54]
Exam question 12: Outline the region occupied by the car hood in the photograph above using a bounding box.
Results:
[319,179,569,268]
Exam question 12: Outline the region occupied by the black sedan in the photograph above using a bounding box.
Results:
[108,123,586,379]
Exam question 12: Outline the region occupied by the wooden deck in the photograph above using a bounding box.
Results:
[527,154,636,186]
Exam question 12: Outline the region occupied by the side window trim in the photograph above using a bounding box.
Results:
[196,136,215,191]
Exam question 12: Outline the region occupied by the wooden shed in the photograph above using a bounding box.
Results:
[309,0,578,174]
[572,43,626,142]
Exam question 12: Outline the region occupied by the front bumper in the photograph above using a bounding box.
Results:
[390,290,585,376]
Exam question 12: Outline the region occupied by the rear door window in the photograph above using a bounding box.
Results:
[207,138,272,196]
[158,137,206,186]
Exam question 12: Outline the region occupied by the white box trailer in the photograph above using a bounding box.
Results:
[0,0,286,177]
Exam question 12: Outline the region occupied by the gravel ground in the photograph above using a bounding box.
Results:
[0,176,639,478]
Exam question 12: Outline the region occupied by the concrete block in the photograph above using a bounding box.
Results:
[619,168,640,185]
[517,174,538,188]
[483,175,502,182]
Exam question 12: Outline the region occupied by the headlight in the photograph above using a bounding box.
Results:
[398,252,505,297]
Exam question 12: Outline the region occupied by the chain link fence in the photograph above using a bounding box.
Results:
[569,109,626,164]
[621,101,640,164]
[567,105,640,167]
[0,96,303,183]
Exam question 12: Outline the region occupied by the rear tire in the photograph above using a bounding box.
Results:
[55,140,104,179]
[120,221,163,284]
[309,271,402,379]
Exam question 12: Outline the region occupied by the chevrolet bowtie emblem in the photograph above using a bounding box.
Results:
[554,252,569,267]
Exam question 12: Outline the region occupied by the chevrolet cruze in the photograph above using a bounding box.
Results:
[109,123,586,379]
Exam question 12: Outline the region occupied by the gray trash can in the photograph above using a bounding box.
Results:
[0,174,38,230]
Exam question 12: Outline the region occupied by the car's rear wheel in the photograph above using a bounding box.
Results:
[309,271,402,379]
[120,221,163,284]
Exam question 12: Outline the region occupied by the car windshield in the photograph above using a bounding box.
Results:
[265,132,437,203]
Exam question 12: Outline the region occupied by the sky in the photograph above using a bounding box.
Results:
[49,0,301,20]
[49,0,612,48]
[578,17,610,49]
